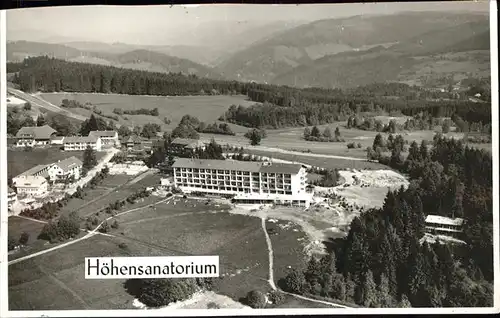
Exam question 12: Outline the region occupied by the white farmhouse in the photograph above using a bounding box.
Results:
[13,176,48,197]
[425,215,465,239]
[64,136,102,151]
[50,156,83,181]
[89,130,120,148]
[15,125,57,147]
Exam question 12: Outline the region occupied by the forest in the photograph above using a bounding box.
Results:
[283,135,493,307]
[7,56,491,130]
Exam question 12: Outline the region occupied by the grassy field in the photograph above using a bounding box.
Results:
[8,235,163,310]
[245,149,389,170]
[8,198,271,310]
[113,197,271,301]
[8,216,46,245]
[266,219,309,285]
[7,147,106,178]
[39,93,253,132]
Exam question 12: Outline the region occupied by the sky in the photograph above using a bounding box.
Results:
[6,1,490,46]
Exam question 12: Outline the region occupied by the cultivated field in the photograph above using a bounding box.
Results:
[39,93,253,132]
[7,148,106,178]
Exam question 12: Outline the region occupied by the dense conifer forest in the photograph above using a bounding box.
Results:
[282,135,493,307]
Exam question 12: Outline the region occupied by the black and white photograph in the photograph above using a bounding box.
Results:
[1,1,498,315]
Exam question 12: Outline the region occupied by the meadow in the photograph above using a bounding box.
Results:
[39,93,254,132]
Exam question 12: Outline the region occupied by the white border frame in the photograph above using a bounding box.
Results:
[1,1,499,316]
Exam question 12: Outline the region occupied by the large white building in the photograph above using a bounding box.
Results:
[15,125,57,147]
[8,187,18,211]
[51,157,83,181]
[64,136,102,151]
[425,215,465,238]
[89,130,120,148]
[172,158,313,207]
[12,175,48,197]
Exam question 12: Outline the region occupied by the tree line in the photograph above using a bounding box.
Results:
[283,134,493,307]
[8,56,490,131]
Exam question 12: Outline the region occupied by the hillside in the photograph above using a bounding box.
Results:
[7,41,223,79]
[217,11,490,85]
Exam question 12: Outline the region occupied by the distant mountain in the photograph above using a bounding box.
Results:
[217,11,490,84]
[272,16,490,89]
[7,41,223,79]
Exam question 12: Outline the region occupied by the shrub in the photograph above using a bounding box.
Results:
[8,236,16,251]
[99,221,110,233]
[246,290,266,308]
[118,242,128,249]
[19,232,30,245]
[346,142,356,149]
[111,220,119,229]
[136,278,198,307]
[268,290,285,305]
[283,269,306,294]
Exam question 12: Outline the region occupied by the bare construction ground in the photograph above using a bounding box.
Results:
[229,169,409,256]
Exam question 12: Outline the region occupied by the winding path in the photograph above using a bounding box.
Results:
[8,195,173,266]
[259,216,352,308]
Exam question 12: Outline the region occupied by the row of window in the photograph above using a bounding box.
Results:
[176,179,292,190]
[174,168,293,179]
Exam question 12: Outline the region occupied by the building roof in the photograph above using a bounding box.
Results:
[55,156,83,172]
[16,125,57,139]
[50,136,65,141]
[16,164,52,178]
[122,135,142,144]
[425,215,465,227]
[64,136,99,143]
[172,158,303,174]
[260,162,303,174]
[89,130,117,138]
[14,175,47,187]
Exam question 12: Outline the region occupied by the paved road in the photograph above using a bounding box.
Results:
[7,87,88,121]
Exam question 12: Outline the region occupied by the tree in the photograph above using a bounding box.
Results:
[141,123,162,139]
[311,126,321,138]
[83,146,98,170]
[246,290,266,308]
[8,236,16,251]
[283,269,306,294]
[50,114,77,136]
[19,232,30,245]
[80,114,108,135]
[118,125,131,137]
[23,102,32,111]
[399,294,412,308]
[36,114,46,126]
[303,127,311,139]
[330,274,347,301]
[357,270,378,307]
[135,278,198,307]
[323,127,332,139]
[334,127,341,138]
[245,128,265,146]
[377,273,394,308]
[373,133,385,150]
[268,290,285,305]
